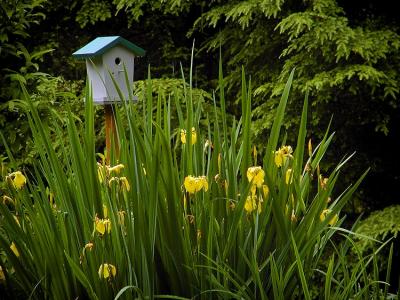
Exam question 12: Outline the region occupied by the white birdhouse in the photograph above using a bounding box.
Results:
[72,36,145,104]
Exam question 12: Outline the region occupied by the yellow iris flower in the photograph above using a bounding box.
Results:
[245,167,267,214]
[108,176,118,187]
[2,195,14,205]
[244,194,263,214]
[120,177,131,191]
[184,175,208,194]
[108,176,130,191]
[180,129,186,144]
[180,127,197,145]
[290,210,298,222]
[245,195,256,213]
[98,263,117,279]
[118,210,126,226]
[285,168,293,185]
[274,145,293,167]
[84,242,94,251]
[320,209,339,226]
[95,217,111,235]
[246,166,265,187]
[97,163,106,183]
[8,171,26,189]
[98,164,125,183]
[319,175,328,190]
[204,139,213,152]
[191,127,197,144]
[197,229,202,241]
[262,184,269,199]
[108,164,124,174]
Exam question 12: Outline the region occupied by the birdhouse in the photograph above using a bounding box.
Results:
[72,36,145,104]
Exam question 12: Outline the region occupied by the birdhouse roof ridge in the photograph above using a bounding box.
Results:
[72,36,145,59]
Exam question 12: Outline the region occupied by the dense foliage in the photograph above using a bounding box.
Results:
[0,0,399,296]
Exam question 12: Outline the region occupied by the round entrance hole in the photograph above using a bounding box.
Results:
[115,57,121,65]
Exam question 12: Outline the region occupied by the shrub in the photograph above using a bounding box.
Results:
[355,205,400,294]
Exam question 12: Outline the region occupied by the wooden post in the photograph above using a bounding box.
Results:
[105,104,119,164]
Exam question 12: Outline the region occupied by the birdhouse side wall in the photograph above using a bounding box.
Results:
[102,46,135,103]
[86,58,107,103]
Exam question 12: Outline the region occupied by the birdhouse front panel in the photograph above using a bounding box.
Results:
[85,57,107,104]
[102,45,134,103]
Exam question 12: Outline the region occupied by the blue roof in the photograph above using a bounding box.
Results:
[72,36,145,59]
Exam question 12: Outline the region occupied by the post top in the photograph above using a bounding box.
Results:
[72,36,145,59]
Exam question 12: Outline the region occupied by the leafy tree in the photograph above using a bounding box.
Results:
[0,0,50,99]
[125,0,400,209]
[0,0,53,168]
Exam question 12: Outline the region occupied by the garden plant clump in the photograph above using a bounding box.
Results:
[0,61,394,299]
